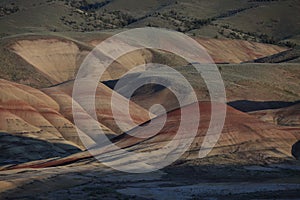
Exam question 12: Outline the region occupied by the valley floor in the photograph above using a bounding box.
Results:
[1,159,300,200]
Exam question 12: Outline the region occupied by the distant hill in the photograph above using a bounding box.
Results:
[0,33,288,88]
[0,0,299,46]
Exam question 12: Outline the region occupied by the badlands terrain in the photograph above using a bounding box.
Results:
[0,0,300,199]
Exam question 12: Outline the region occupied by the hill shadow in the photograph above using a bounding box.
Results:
[228,100,300,112]
[0,132,81,166]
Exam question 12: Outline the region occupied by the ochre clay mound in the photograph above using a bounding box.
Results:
[4,102,298,171]
[41,84,116,139]
[43,80,154,134]
[90,36,287,64]
[11,39,89,84]
[0,76,154,163]
[0,79,94,149]
[0,77,154,168]
[0,76,153,150]
[194,37,287,63]
[9,37,156,83]
[9,36,287,86]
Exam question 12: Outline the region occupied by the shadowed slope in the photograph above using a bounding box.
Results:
[0,132,80,165]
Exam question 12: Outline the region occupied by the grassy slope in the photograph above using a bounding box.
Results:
[0,0,72,36]
[215,1,300,43]
[0,0,298,45]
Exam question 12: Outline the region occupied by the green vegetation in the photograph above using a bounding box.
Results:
[0,0,299,47]
[0,3,19,17]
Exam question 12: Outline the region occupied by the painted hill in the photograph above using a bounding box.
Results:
[11,38,88,84]
[0,1,299,199]
[42,80,154,134]
[0,78,94,149]
[4,102,298,171]
[3,34,287,88]
[0,78,154,165]
[89,36,286,64]
[112,102,298,164]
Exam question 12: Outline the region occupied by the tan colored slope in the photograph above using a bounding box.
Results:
[0,78,59,110]
[41,84,116,138]
[90,38,155,71]
[0,76,153,160]
[0,79,94,149]
[0,77,154,167]
[9,37,154,83]
[0,107,58,140]
[8,36,287,86]
[90,37,155,68]
[90,36,287,64]
[108,49,154,76]
[194,37,287,63]
[43,80,154,134]
[11,39,89,84]
[87,37,288,83]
